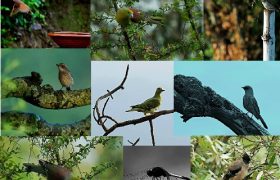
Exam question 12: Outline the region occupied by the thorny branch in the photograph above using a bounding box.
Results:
[92,65,174,144]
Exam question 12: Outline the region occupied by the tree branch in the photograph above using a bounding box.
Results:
[1,111,90,136]
[174,75,269,135]
[1,72,90,109]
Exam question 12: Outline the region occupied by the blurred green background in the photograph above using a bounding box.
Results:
[1,49,91,136]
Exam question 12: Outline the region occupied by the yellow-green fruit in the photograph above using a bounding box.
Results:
[115,8,133,27]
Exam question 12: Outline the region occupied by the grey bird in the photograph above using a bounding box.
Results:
[56,63,74,91]
[242,86,268,129]
[261,0,280,12]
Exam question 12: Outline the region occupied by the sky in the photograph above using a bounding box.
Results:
[91,61,189,145]
[1,49,91,126]
[174,61,280,136]
[124,146,190,179]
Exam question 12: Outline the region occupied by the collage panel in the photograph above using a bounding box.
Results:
[174,61,280,136]
[1,49,91,136]
[204,0,280,60]
[191,136,280,180]
[91,61,188,145]
[124,146,190,180]
[0,136,122,179]
[91,0,204,60]
[1,0,90,48]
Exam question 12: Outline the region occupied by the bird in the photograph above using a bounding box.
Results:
[223,153,251,180]
[56,63,74,91]
[115,7,163,27]
[23,159,72,180]
[115,8,134,27]
[147,167,190,180]
[10,0,31,17]
[126,87,165,116]
[242,86,268,129]
[261,0,280,12]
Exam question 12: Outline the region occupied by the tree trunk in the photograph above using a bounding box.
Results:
[262,10,275,61]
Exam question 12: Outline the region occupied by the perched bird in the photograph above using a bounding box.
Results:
[223,153,251,180]
[23,159,72,180]
[147,167,190,180]
[10,0,31,17]
[115,8,134,27]
[115,7,163,27]
[261,0,280,12]
[126,87,165,116]
[56,63,74,91]
[242,86,268,129]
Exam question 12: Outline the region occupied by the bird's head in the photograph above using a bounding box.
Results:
[56,63,69,72]
[242,153,251,164]
[242,85,253,93]
[155,87,165,95]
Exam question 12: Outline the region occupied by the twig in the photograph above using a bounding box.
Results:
[128,138,140,146]
[149,120,155,146]
[183,0,206,60]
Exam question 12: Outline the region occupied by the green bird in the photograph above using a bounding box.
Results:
[115,7,164,27]
[126,87,165,116]
[115,8,134,27]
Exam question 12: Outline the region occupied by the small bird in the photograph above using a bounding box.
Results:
[10,0,31,17]
[223,153,251,180]
[261,0,280,12]
[147,167,190,180]
[23,159,72,180]
[115,7,163,27]
[126,87,165,116]
[56,63,74,91]
[115,8,134,27]
[242,86,268,129]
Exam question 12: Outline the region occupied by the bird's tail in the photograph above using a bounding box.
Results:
[23,163,46,176]
[258,115,268,129]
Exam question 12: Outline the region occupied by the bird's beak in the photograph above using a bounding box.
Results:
[242,86,245,89]
[56,64,59,67]
[162,89,165,92]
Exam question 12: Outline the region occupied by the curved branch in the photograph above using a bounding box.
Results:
[1,111,91,136]
[174,75,269,135]
[103,110,174,135]
[1,72,90,109]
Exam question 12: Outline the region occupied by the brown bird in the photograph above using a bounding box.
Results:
[56,63,74,91]
[223,153,251,180]
[10,0,31,17]
[23,159,72,180]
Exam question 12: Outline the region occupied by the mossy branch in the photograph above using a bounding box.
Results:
[1,111,90,136]
[1,72,90,109]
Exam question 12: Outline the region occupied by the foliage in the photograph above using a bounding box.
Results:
[91,0,207,60]
[191,136,280,180]
[0,136,122,179]
[1,0,46,47]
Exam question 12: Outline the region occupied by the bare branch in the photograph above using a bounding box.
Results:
[128,138,140,146]
[149,120,155,146]
[1,72,90,109]
[103,110,174,136]
[174,75,269,135]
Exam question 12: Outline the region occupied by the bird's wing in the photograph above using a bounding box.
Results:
[133,97,160,111]
[251,97,261,116]
[228,160,243,172]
